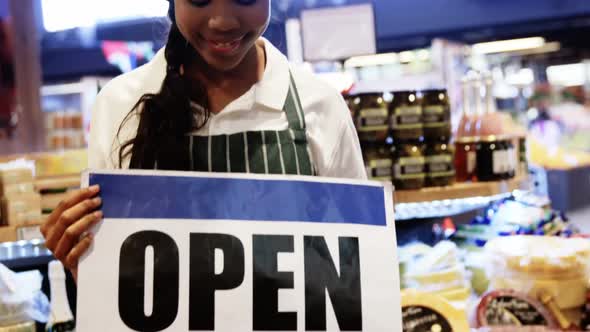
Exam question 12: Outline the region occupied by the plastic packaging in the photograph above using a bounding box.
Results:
[485,236,590,310]
[0,264,49,326]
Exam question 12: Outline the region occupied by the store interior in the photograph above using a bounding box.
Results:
[1,0,590,331]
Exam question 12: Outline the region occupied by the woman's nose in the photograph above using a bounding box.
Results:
[208,14,240,32]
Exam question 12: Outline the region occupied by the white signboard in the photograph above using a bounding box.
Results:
[77,170,401,331]
[301,4,377,62]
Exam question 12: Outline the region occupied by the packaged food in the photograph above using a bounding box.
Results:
[476,289,559,328]
[425,140,455,187]
[390,91,423,141]
[402,289,470,332]
[1,193,42,226]
[476,135,515,182]
[485,236,590,310]
[455,137,478,182]
[354,93,389,142]
[392,141,426,190]
[361,140,392,182]
[0,169,33,187]
[422,89,451,140]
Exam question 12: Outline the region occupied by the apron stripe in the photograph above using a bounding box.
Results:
[284,89,302,131]
[247,131,265,174]
[278,130,297,174]
[276,131,286,174]
[289,129,301,175]
[207,135,212,172]
[288,76,305,130]
[264,130,283,174]
[210,135,228,172]
[228,133,246,173]
[226,135,231,172]
[261,131,269,174]
[292,129,311,175]
[244,132,250,173]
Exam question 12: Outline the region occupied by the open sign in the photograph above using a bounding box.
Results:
[77,171,402,332]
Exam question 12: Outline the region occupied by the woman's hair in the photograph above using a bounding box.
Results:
[117,1,210,169]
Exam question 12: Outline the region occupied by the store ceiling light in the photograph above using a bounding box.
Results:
[42,0,169,32]
[344,53,398,68]
[472,37,546,54]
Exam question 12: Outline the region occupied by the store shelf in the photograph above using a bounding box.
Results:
[395,177,528,204]
[394,177,530,221]
[34,174,80,192]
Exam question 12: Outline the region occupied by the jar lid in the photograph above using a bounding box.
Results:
[455,136,478,144]
[475,134,515,143]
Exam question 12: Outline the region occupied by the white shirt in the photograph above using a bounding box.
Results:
[88,39,366,180]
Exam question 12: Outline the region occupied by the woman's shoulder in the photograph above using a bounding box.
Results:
[289,65,348,117]
[95,48,166,113]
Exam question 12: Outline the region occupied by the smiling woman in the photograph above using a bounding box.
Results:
[42,0,366,280]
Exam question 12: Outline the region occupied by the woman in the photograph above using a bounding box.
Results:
[41,0,365,280]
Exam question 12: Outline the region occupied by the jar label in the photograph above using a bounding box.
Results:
[423,106,450,128]
[366,159,392,180]
[391,106,422,130]
[426,155,455,178]
[402,305,453,332]
[482,295,548,326]
[493,149,516,175]
[357,108,388,132]
[493,150,505,175]
[394,157,426,180]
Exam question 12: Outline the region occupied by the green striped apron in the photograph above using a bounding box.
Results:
[187,73,315,175]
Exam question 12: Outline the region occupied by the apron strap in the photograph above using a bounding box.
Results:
[283,71,307,131]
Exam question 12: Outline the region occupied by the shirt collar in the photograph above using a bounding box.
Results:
[252,37,291,112]
[151,37,290,113]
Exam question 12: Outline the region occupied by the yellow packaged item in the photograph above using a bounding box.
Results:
[485,236,590,310]
[401,289,470,332]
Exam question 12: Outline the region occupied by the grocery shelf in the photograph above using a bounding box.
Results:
[34,174,81,192]
[394,177,530,221]
[395,177,528,204]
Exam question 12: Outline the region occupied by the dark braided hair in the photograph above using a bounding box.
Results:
[117,1,210,170]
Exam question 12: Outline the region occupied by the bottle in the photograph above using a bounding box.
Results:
[472,74,486,137]
[457,75,476,138]
[46,260,75,332]
[479,73,504,136]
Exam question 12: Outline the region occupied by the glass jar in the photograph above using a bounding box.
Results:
[392,140,426,190]
[354,93,389,142]
[425,140,455,187]
[455,137,478,182]
[476,136,514,182]
[344,94,359,119]
[422,89,451,141]
[389,91,423,141]
[362,140,393,182]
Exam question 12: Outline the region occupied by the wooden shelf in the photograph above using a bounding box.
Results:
[394,177,529,204]
[34,174,80,191]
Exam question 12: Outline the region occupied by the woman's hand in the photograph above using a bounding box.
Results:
[41,185,102,281]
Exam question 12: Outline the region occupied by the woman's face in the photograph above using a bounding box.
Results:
[174,0,270,72]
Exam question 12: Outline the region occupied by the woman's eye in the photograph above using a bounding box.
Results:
[189,0,211,7]
[235,0,256,5]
